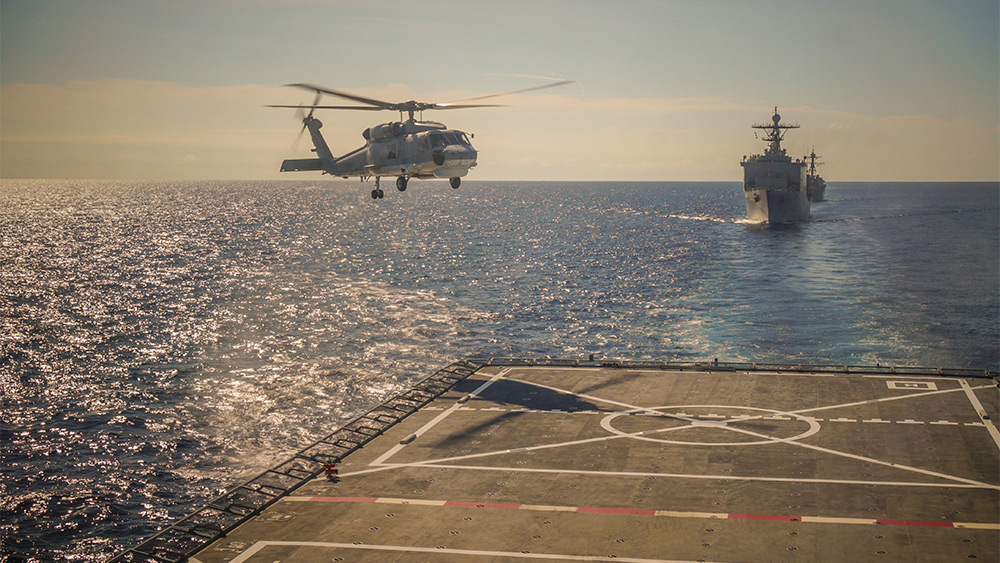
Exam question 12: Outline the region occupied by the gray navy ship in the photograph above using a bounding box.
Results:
[741,108,810,223]
[806,148,826,202]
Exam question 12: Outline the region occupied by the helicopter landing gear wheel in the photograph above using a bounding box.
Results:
[371,178,385,200]
[396,176,408,192]
[449,177,461,189]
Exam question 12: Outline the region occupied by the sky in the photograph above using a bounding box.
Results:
[1,0,998,182]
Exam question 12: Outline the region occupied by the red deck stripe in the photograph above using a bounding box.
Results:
[444,501,523,509]
[876,519,954,528]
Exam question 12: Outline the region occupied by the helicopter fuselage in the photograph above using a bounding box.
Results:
[280,117,477,183]
[270,80,570,198]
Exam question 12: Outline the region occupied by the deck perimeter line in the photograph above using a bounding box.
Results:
[227,540,708,563]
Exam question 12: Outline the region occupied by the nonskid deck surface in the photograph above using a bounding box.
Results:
[190,364,999,563]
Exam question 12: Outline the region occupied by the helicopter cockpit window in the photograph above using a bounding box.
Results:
[455,132,471,145]
[444,133,460,145]
[430,133,447,148]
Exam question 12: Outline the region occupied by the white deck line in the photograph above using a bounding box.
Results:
[959,379,1000,451]
[352,372,999,491]
[227,541,705,563]
[369,463,997,490]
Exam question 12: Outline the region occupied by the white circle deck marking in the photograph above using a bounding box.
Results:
[600,405,822,446]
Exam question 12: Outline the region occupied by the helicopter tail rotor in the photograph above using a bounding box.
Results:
[292,108,308,151]
[290,92,322,151]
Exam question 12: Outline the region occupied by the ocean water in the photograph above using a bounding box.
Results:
[1,179,997,561]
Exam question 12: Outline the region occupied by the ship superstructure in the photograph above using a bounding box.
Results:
[805,148,826,202]
[741,107,809,223]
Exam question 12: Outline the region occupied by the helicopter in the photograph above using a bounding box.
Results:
[267,80,572,199]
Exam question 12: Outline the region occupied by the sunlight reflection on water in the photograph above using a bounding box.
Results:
[1,179,997,561]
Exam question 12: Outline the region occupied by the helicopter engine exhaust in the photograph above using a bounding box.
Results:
[363,122,404,142]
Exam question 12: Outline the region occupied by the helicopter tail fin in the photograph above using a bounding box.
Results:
[281,114,337,174]
[304,116,336,165]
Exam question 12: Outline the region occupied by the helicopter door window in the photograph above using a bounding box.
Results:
[430,133,447,148]
[386,144,397,160]
[444,133,459,145]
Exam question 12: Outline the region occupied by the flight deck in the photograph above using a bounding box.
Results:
[114,359,1000,563]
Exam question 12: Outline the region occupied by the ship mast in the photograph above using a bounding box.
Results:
[751,106,799,156]
[805,147,823,176]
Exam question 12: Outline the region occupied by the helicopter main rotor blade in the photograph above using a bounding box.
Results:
[266,104,385,111]
[288,83,396,110]
[270,79,573,117]
[266,101,499,112]
[430,104,506,110]
[437,79,574,106]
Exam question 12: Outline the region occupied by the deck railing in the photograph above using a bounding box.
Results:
[469,357,998,379]
[107,360,480,563]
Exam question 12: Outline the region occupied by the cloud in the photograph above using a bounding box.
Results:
[1,80,997,181]
[789,108,1000,181]
[1,80,295,179]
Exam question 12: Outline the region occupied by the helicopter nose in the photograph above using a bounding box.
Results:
[452,145,477,160]
[435,146,477,165]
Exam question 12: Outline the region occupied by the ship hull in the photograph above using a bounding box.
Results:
[808,176,826,202]
[745,188,810,224]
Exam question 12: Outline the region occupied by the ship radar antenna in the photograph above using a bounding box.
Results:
[751,106,799,155]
